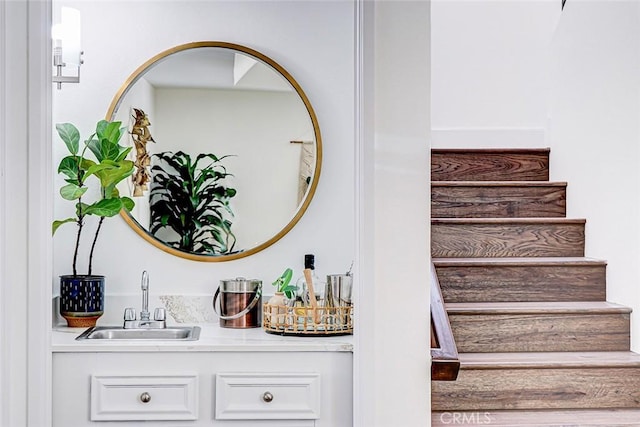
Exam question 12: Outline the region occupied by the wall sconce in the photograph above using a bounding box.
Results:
[52,7,83,89]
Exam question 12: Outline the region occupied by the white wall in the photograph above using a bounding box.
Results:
[361,1,432,426]
[431,0,560,147]
[549,0,640,350]
[52,1,356,308]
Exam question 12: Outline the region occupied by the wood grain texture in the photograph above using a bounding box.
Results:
[431,182,566,218]
[431,219,586,258]
[434,257,607,303]
[429,148,639,418]
[431,149,550,181]
[432,366,640,411]
[449,311,630,353]
[432,409,640,426]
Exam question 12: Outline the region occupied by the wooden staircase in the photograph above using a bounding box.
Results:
[430,148,640,426]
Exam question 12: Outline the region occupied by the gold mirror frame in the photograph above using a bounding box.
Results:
[106,41,322,262]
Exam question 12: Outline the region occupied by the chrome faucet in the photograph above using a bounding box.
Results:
[123,270,166,329]
[140,270,150,321]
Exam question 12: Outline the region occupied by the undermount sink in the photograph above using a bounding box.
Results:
[75,326,201,341]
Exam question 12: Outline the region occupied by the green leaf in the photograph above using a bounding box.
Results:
[57,156,80,180]
[75,202,90,216]
[283,284,298,300]
[96,120,123,144]
[56,123,80,155]
[84,162,113,178]
[83,198,123,217]
[272,268,293,293]
[115,146,133,162]
[86,138,103,162]
[100,139,121,162]
[60,183,87,200]
[52,217,76,235]
[121,196,135,212]
[92,160,134,190]
[280,268,293,287]
[79,158,96,171]
[64,178,80,186]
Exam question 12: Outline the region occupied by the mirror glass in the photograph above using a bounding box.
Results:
[107,42,322,261]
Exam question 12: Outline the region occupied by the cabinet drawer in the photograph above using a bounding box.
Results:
[215,372,321,420]
[90,375,198,421]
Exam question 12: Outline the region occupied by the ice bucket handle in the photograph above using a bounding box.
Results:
[212,286,262,320]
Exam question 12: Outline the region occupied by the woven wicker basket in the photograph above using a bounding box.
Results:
[262,303,353,336]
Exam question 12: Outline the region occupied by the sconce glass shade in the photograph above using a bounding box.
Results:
[52,7,81,67]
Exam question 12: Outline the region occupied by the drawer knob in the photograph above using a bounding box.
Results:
[262,391,274,403]
[139,392,151,403]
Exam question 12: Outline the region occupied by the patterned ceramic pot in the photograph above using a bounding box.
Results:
[60,275,105,327]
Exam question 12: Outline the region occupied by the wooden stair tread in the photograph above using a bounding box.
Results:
[432,181,567,187]
[458,351,640,369]
[432,217,586,225]
[446,301,631,315]
[433,256,606,266]
[432,409,640,426]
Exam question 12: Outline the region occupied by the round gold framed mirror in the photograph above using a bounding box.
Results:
[106,41,322,261]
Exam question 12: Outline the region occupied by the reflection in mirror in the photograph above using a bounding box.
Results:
[107,42,321,261]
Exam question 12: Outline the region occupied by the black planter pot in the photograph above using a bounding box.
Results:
[60,275,105,327]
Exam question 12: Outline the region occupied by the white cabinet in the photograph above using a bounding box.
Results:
[53,352,352,427]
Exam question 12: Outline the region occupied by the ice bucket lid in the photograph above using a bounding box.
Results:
[219,277,262,293]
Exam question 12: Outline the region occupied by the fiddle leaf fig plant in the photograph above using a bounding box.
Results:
[53,120,135,276]
[272,268,297,299]
[149,151,237,255]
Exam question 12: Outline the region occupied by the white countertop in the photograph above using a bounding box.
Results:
[51,323,354,353]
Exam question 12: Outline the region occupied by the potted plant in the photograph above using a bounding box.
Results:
[266,268,297,325]
[53,120,135,327]
[149,151,236,255]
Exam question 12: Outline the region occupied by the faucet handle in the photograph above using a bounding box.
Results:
[154,307,166,321]
[124,307,136,321]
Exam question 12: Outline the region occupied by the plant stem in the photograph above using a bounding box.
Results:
[73,218,82,277]
[88,216,105,275]
[73,194,85,277]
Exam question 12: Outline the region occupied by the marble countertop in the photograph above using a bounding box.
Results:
[51,323,354,353]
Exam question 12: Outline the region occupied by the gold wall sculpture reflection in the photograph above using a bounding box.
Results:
[130,108,155,197]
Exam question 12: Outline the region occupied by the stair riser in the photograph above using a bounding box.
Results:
[431,185,566,218]
[449,313,630,353]
[436,264,606,303]
[431,223,585,258]
[432,367,640,411]
[431,150,549,181]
